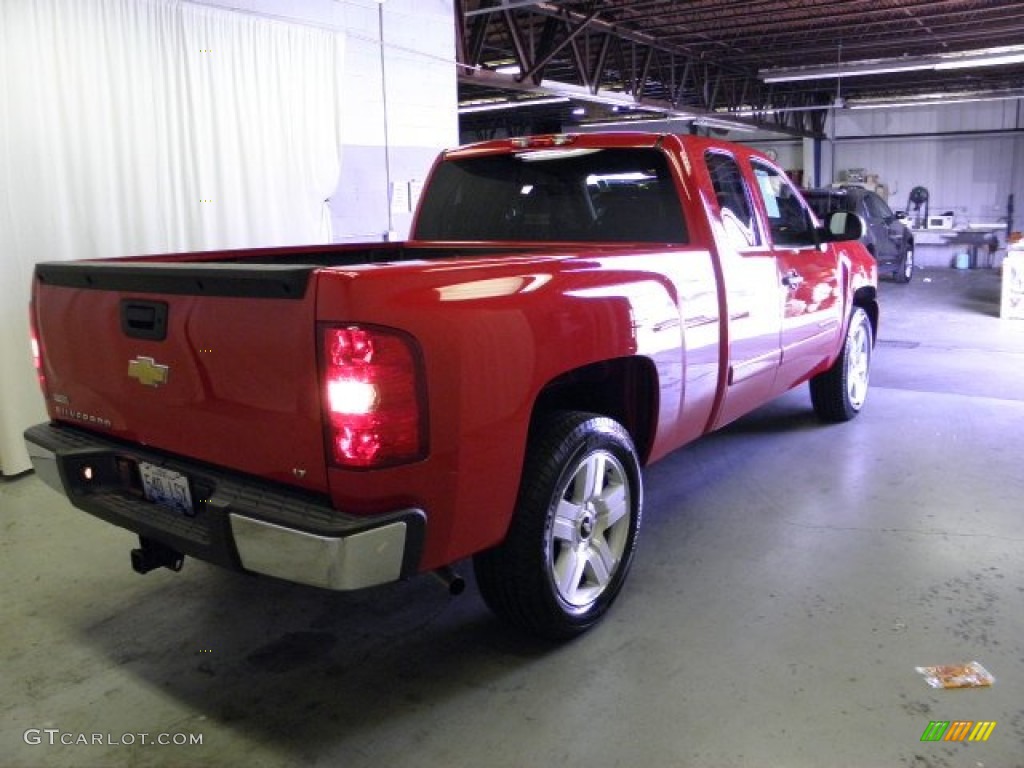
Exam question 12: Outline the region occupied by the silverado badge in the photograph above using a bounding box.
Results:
[128,356,170,387]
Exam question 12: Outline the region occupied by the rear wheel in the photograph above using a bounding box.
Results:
[809,307,873,422]
[474,411,642,641]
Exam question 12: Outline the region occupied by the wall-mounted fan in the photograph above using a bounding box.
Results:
[907,186,929,229]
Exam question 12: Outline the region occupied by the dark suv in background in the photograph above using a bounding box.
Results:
[804,186,915,283]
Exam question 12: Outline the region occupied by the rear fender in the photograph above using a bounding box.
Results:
[315,255,681,568]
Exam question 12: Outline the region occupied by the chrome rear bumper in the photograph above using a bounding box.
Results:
[24,422,425,590]
[229,514,411,590]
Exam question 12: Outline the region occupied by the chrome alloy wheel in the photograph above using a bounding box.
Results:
[546,449,631,609]
[846,319,871,409]
[473,412,642,639]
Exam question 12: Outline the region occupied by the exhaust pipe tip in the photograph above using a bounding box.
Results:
[432,566,466,596]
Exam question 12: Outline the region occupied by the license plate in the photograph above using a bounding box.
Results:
[139,462,194,515]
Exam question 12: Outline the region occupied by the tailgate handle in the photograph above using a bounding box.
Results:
[121,300,168,341]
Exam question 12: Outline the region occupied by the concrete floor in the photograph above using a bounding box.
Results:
[3,266,1024,768]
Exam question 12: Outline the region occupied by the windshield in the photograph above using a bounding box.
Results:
[413,148,687,243]
[805,192,852,220]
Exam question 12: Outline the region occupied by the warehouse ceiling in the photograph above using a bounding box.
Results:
[456,0,1024,140]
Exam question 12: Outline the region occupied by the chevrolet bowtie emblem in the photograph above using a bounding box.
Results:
[128,356,170,387]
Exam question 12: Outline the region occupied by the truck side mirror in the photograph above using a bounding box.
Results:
[824,210,866,242]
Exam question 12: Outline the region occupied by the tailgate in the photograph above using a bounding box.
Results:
[32,262,329,493]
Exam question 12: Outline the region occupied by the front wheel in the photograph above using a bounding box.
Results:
[809,307,873,422]
[474,411,642,641]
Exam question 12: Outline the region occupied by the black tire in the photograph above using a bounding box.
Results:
[809,307,873,422]
[895,243,914,283]
[474,411,642,641]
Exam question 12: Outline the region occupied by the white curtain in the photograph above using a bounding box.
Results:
[0,0,345,475]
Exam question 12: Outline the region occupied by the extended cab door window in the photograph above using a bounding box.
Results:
[705,151,761,249]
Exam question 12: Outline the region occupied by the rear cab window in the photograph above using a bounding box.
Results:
[414,148,688,244]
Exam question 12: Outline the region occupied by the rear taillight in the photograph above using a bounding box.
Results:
[320,325,426,468]
[29,302,46,391]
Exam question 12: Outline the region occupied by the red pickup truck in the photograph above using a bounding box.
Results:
[25,132,877,640]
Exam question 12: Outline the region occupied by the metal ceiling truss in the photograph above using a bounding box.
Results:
[456,0,1024,142]
[456,0,828,138]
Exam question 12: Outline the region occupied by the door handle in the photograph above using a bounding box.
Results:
[782,271,804,290]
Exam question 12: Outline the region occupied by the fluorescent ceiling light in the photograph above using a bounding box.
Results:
[695,117,757,133]
[847,89,1024,110]
[458,96,570,114]
[728,104,834,116]
[534,78,672,111]
[579,115,691,129]
[461,70,709,124]
[761,58,940,82]
[935,52,1024,70]
[468,69,687,115]
[760,45,1024,83]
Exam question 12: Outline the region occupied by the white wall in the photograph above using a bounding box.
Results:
[331,0,458,240]
[741,100,1024,233]
[0,0,457,476]
[197,0,458,241]
[827,102,1022,228]
[836,98,1021,137]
